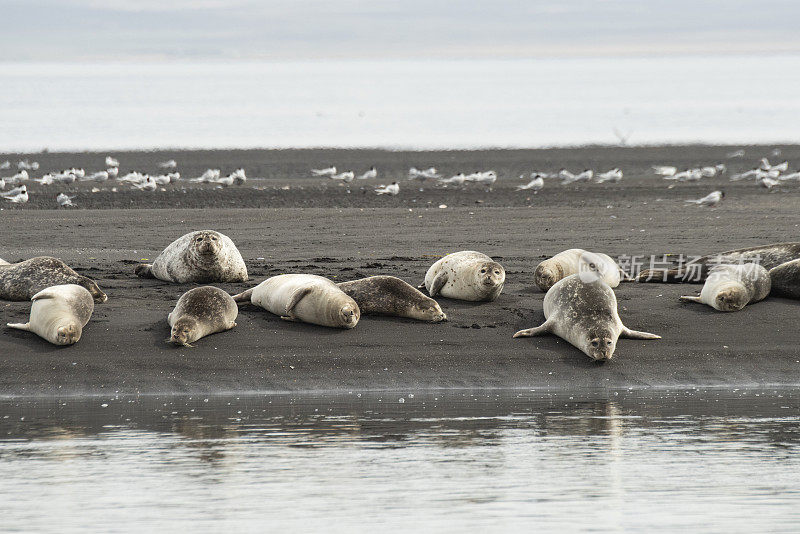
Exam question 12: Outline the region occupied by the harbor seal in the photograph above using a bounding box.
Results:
[534,248,625,291]
[0,256,107,302]
[134,230,248,283]
[421,251,505,301]
[768,259,800,299]
[337,275,447,322]
[513,273,660,361]
[7,284,94,346]
[233,274,360,328]
[679,263,771,311]
[167,286,238,347]
[638,242,800,283]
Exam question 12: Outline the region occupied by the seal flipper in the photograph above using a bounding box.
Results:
[284,287,313,319]
[513,320,553,338]
[134,263,155,279]
[619,326,661,340]
[31,287,61,301]
[428,272,448,297]
[6,322,31,331]
[232,288,254,304]
[679,295,702,303]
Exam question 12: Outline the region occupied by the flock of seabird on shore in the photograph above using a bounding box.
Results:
[0,147,796,207]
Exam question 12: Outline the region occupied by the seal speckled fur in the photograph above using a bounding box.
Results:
[680,263,771,311]
[338,276,446,322]
[135,230,247,283]
[167,286,238,346]
[513,274,660,361]
[422,251,505,302]
[0,256,107,302]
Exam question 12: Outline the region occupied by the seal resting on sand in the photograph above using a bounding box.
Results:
[337,275,446,322]
[534,248,625,291]
[421,251,505,301]
[233,274,359,328]
[134,230,247,283]
[167,286,238,347]
[638,242,800,283]
[0,256,107,302]
[513,273,660,361]
[7,284,94,346]
[679,263,770,312]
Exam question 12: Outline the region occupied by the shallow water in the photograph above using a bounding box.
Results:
[2,55,800,151]
[1,390,799,532]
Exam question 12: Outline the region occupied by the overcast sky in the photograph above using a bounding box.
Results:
[3,0,799,61]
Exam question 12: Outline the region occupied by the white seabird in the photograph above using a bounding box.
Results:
[311,166,336,177]
[685,190,724,207]
[106,156,119,167]
[375,182,399,195]
[357,167,377,180]
[516,174,544,192]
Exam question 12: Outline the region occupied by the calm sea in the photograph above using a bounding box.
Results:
[1,55,798,152]
[1,391,799,532]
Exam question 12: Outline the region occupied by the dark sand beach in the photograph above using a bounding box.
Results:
[2,145,800,396]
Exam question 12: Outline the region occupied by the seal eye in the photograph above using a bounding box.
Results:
[590,340,599,347]
[480,269,486,273]
[589,263,596,269]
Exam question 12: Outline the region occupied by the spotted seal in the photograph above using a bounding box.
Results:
[233,274,359,328]
[513,273,660,361]
[534,248,625,291]
[638,242,800,283]
[134,230,248,283]
[679,263,771,311]
[0,256,107,302]
[421,251,505,301]
[7,284,94,345]
[167,286,238,347]
[337,275,446,322]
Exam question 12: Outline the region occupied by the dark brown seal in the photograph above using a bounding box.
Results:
[768,259,800,299]
[637,242,800,283]
[0,256,107,302]
[337,275,447,322]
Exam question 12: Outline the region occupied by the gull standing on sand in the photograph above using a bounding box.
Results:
[0,178,5,189]
[106,156,119,167]
[595,168,623,183]
[652,165,677,176]
[57,193,75,207]
[192,169,220,183]
[438,173,466,187]
[2,185,28,203]
[158,159,177,169]
[758,176,780,190]
[357,167,377,180]
[473,170,497,189]
[516,174,544,192]
[133,176,157,191]
[33,174,54,185]
[152,174,172,186]
[311,165,336,177]
[82,171,109,182]
[375,182,399,195]
[107,167,119,178]
[331,170,355,183]
[686,190,724,207]
[17,159,39,170]
[5,170,28,184]
[230,168,246,184]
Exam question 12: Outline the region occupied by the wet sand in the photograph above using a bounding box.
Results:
[1,146,799,396]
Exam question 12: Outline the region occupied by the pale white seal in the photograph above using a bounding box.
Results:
[421,251,505,302]
[513,273,660,361]
[168,286,238,346]
[233,274,360,328]
[135,230,248,284]
[534,248,624,291]
[679,263,770,311]
[7,284,94,346]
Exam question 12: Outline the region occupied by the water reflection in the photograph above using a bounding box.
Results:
[1,390,799,531]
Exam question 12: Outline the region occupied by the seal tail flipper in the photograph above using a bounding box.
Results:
[428,273,448,297]
[620,327,661,340]
[285,287,313,317]
[7,322,31,331]
[513,321,552,338]
[679,296,702,303]
[134,263,155,279]
[637,268,696,283]
[232,288,254,305]
[31,287,61,301]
